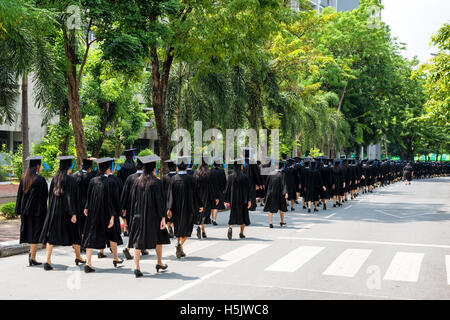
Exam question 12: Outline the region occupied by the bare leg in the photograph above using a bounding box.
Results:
[155,245,163,265]
[280,211,285,224]
[73,244,84,260]
[212,209,218,222]
[134,248,141,271]
[45,243,53,264]
[268,212,273,225]
[240,224,245,234]
[110,241,119,260]
[30,244,38,261]
[86,248,93,267]
[200,224,205,232]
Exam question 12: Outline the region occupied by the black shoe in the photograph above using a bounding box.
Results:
[97,252,107,259]
[156,264,168,273]
[181,248,186,258]
[269,224,273,228]
[123,231,129,237]
[295,200,299,204]
[227,227,233,240]
[44,263,53,271]
[168,226,174,238]
[28,254,41,267]
[308,208,311,213]
[113,259,124,268]
[196,226,201,239]
[280,222,286,227]
[84,265,95,273]
[141,250,149,256]
[212,220,218,226]
[75,258,86,266]
[303,205,307,209]
[333,204,336,208]
[134,269,143,278]
[314,208,319,212]
[202,232,207,239]
[291,207,295,211]
[123,248,132,260]
[260,203,264,207]
[239,233,246,239]
[323,203,327,210]
[176,244,182,259]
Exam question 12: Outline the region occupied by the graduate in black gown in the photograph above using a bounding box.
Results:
[193,156,219,239]
[284,158,299,211]
[121,158,144,260]
[39,156,85,270]
[210,157,227,225]
[263,160,288,228]
[16,156,48,266]
[403,162,413,184]
[82,158,124,273]
[96,159,125,259]
[166,157,203,259]
[117,148,137,235]
[162,160,177,238]
[72,158,95,249]
[224,159,251,240]
[316,157,332,210]
[128,155,170,278]
[331,159,344,207]
[242,148,261,211]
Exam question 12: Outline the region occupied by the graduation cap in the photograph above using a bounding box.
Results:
[57,155,75,170]
[172,156,191,166]
[123,148,136,158]
[138,154,161,173]
[200,155,211,166]
[94,157,114,172]
[241,147,254,159]
[82,158,94,170]
[26,156,43,168]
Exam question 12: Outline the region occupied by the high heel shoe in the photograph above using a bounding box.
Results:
[196,226,201,239]
[113,259,124,268]
[269,224,273,228]
[202,232,207,239]
[97,252,107,259]
[75,258,86,266]
[44,263,53,271]
[227,227,233,240]
[123,248,132,260]
[176,244,182,259]
[84,265,95,273]
[28,254,42,266]
[280,222,286,227]
[239,233,246,239]
[155,264,168,273]
[134,269,143,278]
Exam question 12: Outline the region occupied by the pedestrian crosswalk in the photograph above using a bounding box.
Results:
[162,239,450,286]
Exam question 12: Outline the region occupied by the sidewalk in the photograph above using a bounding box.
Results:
[0,183,25,256]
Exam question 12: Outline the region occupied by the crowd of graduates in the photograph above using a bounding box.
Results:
[15,147,450,277]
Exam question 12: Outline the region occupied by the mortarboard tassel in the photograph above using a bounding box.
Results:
[116,162,121,171]
[70,161,75,171]
[155,162,159,175]
[43,160,50,171]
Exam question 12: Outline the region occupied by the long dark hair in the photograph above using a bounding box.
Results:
[138,162,156,189]
[122,157,136,171]
[194,163,209,181]
[53,169,67,196]
[22,165,39,194]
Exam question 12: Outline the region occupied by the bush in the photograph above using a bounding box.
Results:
[0,165,10,182]
[138,149,153,156]
[1,202,16,219]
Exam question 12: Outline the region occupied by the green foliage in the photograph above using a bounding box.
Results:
[0,202,16,219]
[138,149,153,157]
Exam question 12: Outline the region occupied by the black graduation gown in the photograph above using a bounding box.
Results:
[82,175,123,249]
[403,166,413,181]
[210,167,227,210]
[166,173,203,237]
[120,171,142,226]
[224,170,251,226]
[161,172,176,222]
[263,170,288,213]
[117,165,137,185]
[319,166,332,199]
[284,166,299,200]
[39,174,80,246]
[128,177,170,250]
[243,163,260,211]
[109,174,124,241]
[331,166,342,196]
[194,170,219,225]
[72,170,96,234]
[16,175,48,244]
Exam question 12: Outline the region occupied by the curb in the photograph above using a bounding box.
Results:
[0,240,44,257]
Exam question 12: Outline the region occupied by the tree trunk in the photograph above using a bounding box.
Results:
[63,27,88,168]
[59,104,70,155]
[337,84,347,113]
[150,46,171,175]
[21,73,29,175]
[115,143,121,158]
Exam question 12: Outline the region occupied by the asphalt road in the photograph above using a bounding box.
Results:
[0,177,449,300]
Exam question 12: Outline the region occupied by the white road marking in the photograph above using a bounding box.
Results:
[375,209,435,219]
[296,223,314,233]
[344,205,352,210]
[323,249,372,277]
[277,237,450,249]
[325,212,337,219]
[383,252,424,282]
[155,269,223,300]
[265,246,325,272]
[200,244,270,268]
[446,255,450,285]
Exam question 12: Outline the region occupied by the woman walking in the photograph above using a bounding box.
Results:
[39,156,85,270]
[16,156,48,266]
[128,155,170,277]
